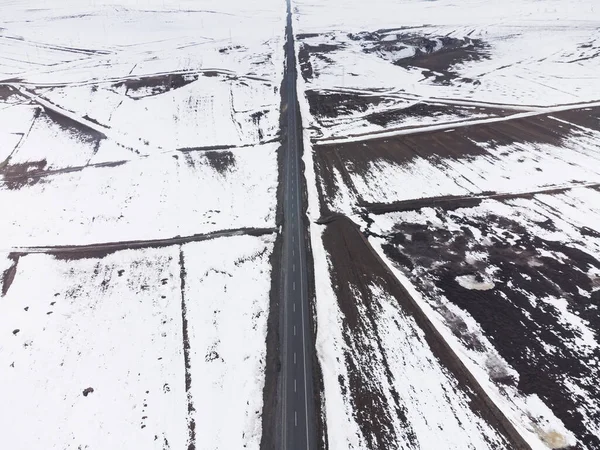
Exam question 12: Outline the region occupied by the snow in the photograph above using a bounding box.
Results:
[306,220,512,448]
[351,157,471,206]
[318,126,600,216]
[0,3,285,446]
[318,102,600,145]
[36,74,280,152]
[0,103,38,162]
[0,142,278,248]
[297,6,522,445]
[182,234,275,450]
[295,0,600,145]
[367,188,600,448]
[0,233,275,450]
[309,225,366,449]
[0,0,286,157]
[8,109,101,170]
[455,274,495,291]
[314,100,498,141]
[368,283,509,449]
[368,235,573,450]
[0,248,190,450]
[294,0,600,107]
[293,1,600,447]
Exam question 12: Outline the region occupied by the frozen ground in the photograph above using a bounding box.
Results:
[0,1,285,449]
[296,0,600,449]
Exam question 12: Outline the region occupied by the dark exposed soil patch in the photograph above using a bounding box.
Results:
[2,253,20,296]
[0,85,17,101]
[82,114,109,128]
[377,205,600,449]
[552,106,600,132]
[0,159,127,188]
[365,102,507,127]
[297,35,346,81]
[203,151,236,174]
[566,41,600,64]
[2,160,47,189]
[115,73,199,99]
[219,44,244,54]
[305,90,397,119]
[323,220,411,449]
[297,33,320,40]
[299,30,489,84]
[45,227,276,261]
[297,45,314,80]
[352,32,489,84]
[362,183,600,215]
[82,387,94,396]
[251,110,266,141]
[305,90,509,132]
[322,216,526,449]
[179,249,196,450]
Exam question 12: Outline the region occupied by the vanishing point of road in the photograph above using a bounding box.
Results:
[280,0,317,449]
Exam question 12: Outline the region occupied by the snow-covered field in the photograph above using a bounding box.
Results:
[0,1,285,248]
[0,141,278,248]
[368,188,600,449]
[311,221,513,449]
[296,0,600,449]
[0,1,285,448]
[0,234,275,450]
[295,0,600,139]
[313,112,600,216]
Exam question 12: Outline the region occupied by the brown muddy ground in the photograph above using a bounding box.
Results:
[370,194,600,449]
[297,36,346,80]
[12,227,277,262]
[320,216,528,449]
[313,109,596,216]
[1,253,20,296]
[361,102,508,127]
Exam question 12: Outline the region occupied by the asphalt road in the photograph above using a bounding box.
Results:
[280,1,317,449]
